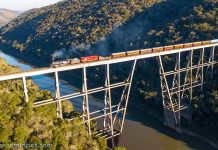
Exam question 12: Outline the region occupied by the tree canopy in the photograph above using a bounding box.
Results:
[0,57,107,149]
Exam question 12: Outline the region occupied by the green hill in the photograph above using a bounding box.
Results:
[0,8,20,27]
[0,0,159,62]
[0,0,217,63]
[92,0,217,53]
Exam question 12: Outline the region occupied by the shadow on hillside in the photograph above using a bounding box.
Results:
[92,0,204,56]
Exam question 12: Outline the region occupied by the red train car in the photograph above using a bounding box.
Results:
[80,56,99,62]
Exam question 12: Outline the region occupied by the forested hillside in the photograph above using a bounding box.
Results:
[0,9,20,27]
[0,57,107,149]
[0,0,217,62]
[92,0,217,53]
[0,0,160,61]
[189,65,218,142]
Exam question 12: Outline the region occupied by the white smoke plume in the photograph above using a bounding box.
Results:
[52,49,64,61]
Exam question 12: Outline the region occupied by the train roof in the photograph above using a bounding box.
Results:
[112,52,126,55]
[211,39,218,43]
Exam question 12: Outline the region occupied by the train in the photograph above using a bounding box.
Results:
[50,39,217,68]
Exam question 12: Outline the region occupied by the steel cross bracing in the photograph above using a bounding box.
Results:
[33,60,136,143]
[55,71,63,119]
[93,60,137,143]
[102,63,115,145]
[0,42,217,142]
[82,66,91,135]
[158,46,216,127]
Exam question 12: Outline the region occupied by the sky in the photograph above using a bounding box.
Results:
[0,0,62,11]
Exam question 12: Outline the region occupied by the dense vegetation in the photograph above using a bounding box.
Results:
[0,0,217,145]
[0,0,159,61]
[188,64,218,142]
[0,57,107,149]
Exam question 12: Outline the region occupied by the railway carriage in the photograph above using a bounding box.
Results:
[211,39,218,43]
[184,43,193,48]
[153,47,164,52]
[140,48,152,54]
[80,56,99,62]
[112,52,126,58]
[164,45,174,51]
[50,39,218,68]
[202,41,211,45]
[126,50,140,56]
[193,42,202,46]
[174,44,184,49]
[99,56,111,60]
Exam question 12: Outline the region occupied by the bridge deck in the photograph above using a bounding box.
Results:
[0,43,217,81]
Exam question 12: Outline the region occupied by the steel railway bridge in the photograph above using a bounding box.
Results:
[0,40,217,147]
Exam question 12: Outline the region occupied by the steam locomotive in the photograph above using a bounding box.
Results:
[50,40,217,68]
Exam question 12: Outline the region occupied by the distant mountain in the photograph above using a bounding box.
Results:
[0,8,20,27]
[0,0,217,63]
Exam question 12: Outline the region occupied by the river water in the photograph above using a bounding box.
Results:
[0,50,215,150]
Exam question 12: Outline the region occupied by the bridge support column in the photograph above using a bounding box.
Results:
[158,55,180,127]
[22,76,29,103]
[112,60,137,136]
[179,49,193,111]
[55,71,63,119]
[159,49,206,127]
[103,63,115,147]
[82,67,91,135]
[92,60,137,147]
[193,48,205,92]
[201,48,205,91]
[159,46,217,128]
[206,46,215,79]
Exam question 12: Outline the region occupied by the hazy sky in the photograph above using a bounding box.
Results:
[0,0,62,11]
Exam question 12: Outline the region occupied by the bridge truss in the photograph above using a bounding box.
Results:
[158,46,216,127]
[0,42,217,146]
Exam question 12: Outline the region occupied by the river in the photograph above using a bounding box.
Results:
[0,50,215,150]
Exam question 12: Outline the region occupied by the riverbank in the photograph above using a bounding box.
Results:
[181,127,218,149]
[0,45,49,68]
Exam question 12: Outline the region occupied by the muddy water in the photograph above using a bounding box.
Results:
[119,107,215,150]
[0,51,215,150]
